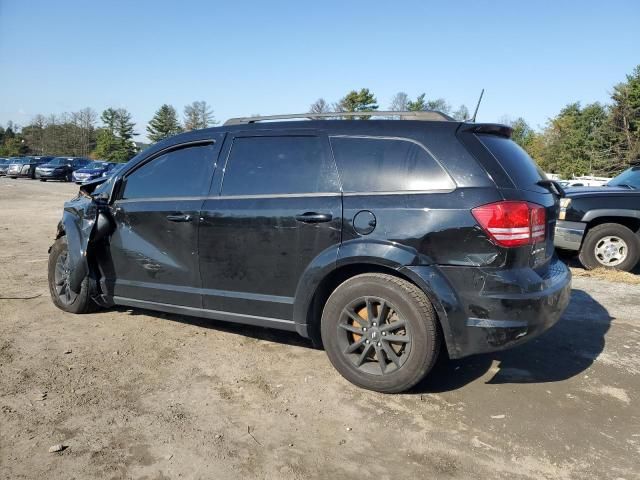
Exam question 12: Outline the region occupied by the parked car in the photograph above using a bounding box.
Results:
[0,158,11,176]
[48,111,571,393]
[555,165,640,271]
[102,162,126,177]
[72,161,117,184]
[7,156,55,179]
[36,157,91,182]
[6,157,28,178]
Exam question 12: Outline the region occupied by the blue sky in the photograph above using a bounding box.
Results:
[0,0,638,140]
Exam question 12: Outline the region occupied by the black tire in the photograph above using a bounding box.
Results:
[321,273,441,393]
[578,223,640,271]
[40,179,46,182]
[48,237,97,314]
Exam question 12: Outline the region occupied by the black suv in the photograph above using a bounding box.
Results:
[47,111,571,393]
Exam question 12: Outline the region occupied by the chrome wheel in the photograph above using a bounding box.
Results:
[54,251,78,305]
[337,296,411,375]
[594,235,628,267]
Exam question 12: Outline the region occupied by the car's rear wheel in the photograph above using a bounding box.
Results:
[40,178,46,182]
[321,273,440,393]
[48,237,96,314]
[579,223,640,271]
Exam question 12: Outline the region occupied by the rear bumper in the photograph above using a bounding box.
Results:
[554,220,586,251]
[402,257,571,359]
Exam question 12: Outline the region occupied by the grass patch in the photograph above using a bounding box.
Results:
[570,267,640,285]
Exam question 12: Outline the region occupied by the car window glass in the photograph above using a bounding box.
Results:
[221,136,338,195]
[122,144,215,199]
[330,137,454,192]
[477,134,546,188]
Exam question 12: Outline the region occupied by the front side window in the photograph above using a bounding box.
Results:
[221,136,338,195]
[122,143,216,199]
[330,137,454,192]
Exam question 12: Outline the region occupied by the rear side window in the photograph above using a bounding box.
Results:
[477,135,546,188]
[330,137,454,192]
[123,144,215,199]
[222,136,338,195]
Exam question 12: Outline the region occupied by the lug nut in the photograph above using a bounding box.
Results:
[365,340,370,344]
[377,342,381,347]
[372,322,377,326]
[382,332,387,336]
[363,327,367,332]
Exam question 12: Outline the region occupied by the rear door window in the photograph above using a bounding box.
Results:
[221,136,339,195]
[476,134,546,189]
[330,137,454,192]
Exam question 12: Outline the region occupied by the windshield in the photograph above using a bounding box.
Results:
[85,161,105,169]
[10,158,27,164]
[47,157,73,166]
[607,166,640,189]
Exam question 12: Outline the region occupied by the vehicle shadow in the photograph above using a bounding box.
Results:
[413,288,612,393]
[114,306,315,349]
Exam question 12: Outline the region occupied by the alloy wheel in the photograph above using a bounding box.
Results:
[54,251,78,305]
[337,296,411,375]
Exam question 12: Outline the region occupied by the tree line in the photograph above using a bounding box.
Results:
[0,101,218,162]
[1,66,639,177]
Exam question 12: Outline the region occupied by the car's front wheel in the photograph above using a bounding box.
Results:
[321,273,441,393]
[48,237,96,314]
[579,223,640,271]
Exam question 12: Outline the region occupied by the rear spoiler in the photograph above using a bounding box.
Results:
[457,123,513,138]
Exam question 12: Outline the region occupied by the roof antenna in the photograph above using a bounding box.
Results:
[470,89,485,122]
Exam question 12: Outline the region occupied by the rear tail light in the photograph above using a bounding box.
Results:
[472,201,546,247]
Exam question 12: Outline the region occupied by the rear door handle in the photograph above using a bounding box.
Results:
[166,213,193,222]
[295,212,332,224]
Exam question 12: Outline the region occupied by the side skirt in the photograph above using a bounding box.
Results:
[112,296,298,332]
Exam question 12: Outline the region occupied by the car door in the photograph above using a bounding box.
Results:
[198,131,342,321]
[108,138,223,307]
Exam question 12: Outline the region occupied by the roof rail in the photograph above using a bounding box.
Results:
[223,110,454,125]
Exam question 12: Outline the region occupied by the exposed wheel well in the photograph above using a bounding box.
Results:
[305,263,441,349]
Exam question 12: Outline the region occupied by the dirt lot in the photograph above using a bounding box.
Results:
[1,179,638,479]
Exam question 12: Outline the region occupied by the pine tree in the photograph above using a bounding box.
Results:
[113,108,137,162]
[147,104,182,143]
[184,101,216,131]
[95,108,137,162]
[406,93,427,111]
[336,88,378,119]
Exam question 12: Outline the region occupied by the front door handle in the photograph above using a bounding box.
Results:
[166,213,193,223]
[295,212,332,224]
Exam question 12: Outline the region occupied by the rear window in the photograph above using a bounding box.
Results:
[330,137,454,193]
[222,136,339,196]
[477,135,546,188]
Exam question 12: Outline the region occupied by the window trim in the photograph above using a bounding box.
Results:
[118,140,216,201]
[328,134,457,193]
[219,133,340,197]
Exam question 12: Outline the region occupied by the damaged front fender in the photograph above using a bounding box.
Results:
[56,192,114,293]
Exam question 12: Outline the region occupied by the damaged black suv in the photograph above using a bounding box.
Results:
[48,111,571,393]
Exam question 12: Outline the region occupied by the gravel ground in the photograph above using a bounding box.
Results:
[0,178,638,479]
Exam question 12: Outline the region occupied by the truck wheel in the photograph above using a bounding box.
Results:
[321,273,441,393]
[579,223,640,271]
[48,237,97,314]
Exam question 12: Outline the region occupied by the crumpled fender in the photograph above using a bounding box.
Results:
[58,195,114,293]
